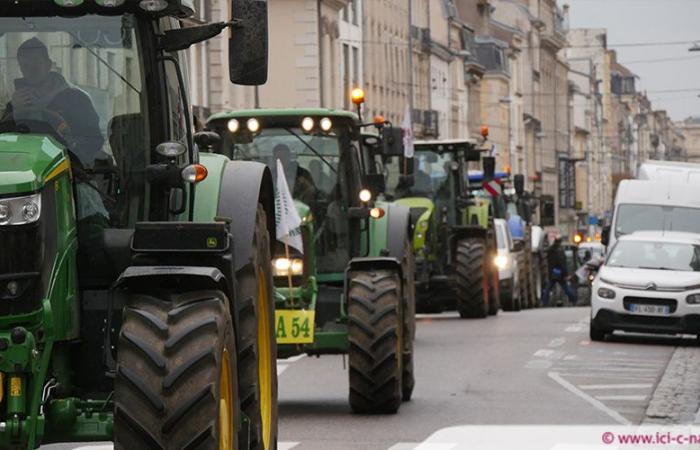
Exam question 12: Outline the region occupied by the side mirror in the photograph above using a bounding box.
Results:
[601,225,611,247]
[381,127,404,156]
[366,173,386,195]
[230,0,269,85]
[514,174,525,195]
[194,131,221,152]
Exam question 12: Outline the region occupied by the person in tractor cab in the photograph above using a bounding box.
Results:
[1,37,110,276]
[542,236,578,307]
[272,143,317,206]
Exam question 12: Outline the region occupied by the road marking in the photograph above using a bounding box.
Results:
[388,444,456,450]
[534,349,555,358]
[278,442,300,450]
[554,372,656,381]
[594,395,647,401]
[549,337,567,348]
[565,325,582,332]
[547,371,631,425]
[525,360,553,369]
[277,354,306,375]
[579,383,653,390]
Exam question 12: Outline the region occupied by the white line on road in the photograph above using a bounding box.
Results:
[548,337,567,348]
[554,372,657,381]
[547,371,631,425]
[278,442,300,450]
[534,349,555,358]
[579,383,653,390]
[594,395,647,401]
[387,444,457,450]
[277,354,306,375]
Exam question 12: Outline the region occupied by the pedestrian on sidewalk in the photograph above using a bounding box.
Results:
[542,236,577,307]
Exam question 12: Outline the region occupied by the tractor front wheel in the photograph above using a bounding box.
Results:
[456,239,489,319]
[114,290,238,450]
[348,271,403,414]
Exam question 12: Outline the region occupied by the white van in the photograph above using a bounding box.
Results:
[604,180,700,249]
[638,160,700,184]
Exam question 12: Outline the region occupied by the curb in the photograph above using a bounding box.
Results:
[643,346,700,425]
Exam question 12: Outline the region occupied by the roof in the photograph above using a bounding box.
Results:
[620,231,700,245]
[208,108,359,123]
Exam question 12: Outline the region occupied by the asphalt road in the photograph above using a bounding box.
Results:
[43,307,690,450]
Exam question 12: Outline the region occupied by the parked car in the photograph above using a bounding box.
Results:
[494,218,522,311]
[590,231,700,341]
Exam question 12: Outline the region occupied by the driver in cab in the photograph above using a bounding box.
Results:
[1,37,104,167]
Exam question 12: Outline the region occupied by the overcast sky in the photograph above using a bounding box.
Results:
[565,0,700,121]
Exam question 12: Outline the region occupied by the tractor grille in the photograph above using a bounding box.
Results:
[0,223,43,315]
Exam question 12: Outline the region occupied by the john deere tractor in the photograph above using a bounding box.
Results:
[0,1,278,449]
[207,107,416,413]
[368,139,500,319]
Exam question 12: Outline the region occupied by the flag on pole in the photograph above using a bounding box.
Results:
[274,159,304,254]
[401,104,414,158]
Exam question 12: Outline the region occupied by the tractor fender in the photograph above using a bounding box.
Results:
[218,160,276,272]
[115,266,227,292]
[370,201,412,259]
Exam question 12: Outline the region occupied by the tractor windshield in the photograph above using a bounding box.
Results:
[224,125,363,274]
[0,14,148,227]
[383,150,455,202]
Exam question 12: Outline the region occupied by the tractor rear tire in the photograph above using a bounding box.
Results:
[114,290,238,450]
[348,271,403,414]
[237,205,278,450]
[401,242,416,402]
[456,239,489,319]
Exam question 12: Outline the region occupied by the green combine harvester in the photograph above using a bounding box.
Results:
[207,105,417,413]
[0,1,279,449]
[368,139,501,318]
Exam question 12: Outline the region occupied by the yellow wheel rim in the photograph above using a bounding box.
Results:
[219,349,235,450]
[257,268,273,449]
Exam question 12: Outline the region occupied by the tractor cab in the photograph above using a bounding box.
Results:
[208,110,368,275]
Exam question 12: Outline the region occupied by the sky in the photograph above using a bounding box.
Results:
[565,0,700,121]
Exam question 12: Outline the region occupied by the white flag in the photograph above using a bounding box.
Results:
[274,159,304,253]
[401,104,414,158]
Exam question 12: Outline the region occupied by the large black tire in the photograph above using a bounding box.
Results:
[500,281,516,311]
[348,271,403,414]
[456,239,489,319]
[114,290,238,450]
[237,205,278,450]
[589,320,607,342]
[401,242,416,402]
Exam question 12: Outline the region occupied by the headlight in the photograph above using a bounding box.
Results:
[494,255,509,269]
[597,287,616,299]
[273,258,304,277]
[687,294,700,304]
[0,193,41,226]
[359,189,372,203]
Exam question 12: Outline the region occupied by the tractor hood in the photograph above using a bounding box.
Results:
[0,134,67,196]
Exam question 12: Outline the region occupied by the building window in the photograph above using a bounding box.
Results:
[352,46,359,87]
[343,44,350,109]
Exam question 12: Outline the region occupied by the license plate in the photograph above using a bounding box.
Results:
[630,304,670,315]
[275,310,315,344]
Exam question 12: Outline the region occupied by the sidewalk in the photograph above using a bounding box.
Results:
[643,345,700,425]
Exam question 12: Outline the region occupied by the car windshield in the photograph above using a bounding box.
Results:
[615,204,700,237]
[496,222,508,250]
[224,125,360,274]
[606,240,700,272]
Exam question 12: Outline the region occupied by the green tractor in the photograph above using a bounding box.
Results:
[206,108,417,413]
[368,139,500,319]
[0,1,279,449]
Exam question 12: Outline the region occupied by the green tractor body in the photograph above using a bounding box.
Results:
[370,139,501,318]
[207,109,417,413]
[0,1,280,449]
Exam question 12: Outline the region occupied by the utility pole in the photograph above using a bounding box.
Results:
[407,0,414,120]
